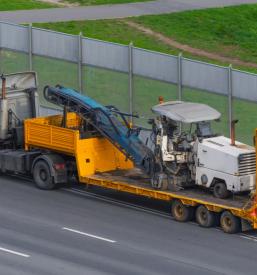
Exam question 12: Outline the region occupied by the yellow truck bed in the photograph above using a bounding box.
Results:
[25,113,134,175]
[24,113,257,230]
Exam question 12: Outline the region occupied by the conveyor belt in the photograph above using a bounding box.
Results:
[43,85,156,174]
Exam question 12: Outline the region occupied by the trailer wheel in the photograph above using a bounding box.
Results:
[220,211,241,234]
[196,205,217,228]
[171,200,194,222]
[33,160,55,190]
[213,182,229,199]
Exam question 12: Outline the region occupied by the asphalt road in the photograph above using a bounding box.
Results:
[0,0,257,23]
[0,175,257,275]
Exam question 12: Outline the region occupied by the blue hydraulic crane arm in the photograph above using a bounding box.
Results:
[43,85,157,175]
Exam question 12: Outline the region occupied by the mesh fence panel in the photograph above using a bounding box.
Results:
[133,48,178,83]
[133,76,178,127]
[233,98,257,144]
[182,59,228,95]
[0,49,29,74]
[82,38,129,72]
[0,23,28,52]
[82,66,129,113]
[32,55,78,106]
[182,87,229,137]
[232,70,257,102]
[32,28,78,62]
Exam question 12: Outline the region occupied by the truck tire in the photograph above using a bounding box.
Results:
[33,160,55,190]
[171,200,194,222]
[196,205,217,228]
[213,182,229,199]
[220,211,241,234]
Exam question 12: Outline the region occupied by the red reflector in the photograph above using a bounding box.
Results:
[54,163,65,170]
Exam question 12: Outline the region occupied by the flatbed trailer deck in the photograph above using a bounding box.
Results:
[85,169,248,209]
[82,169,256,226]
[21,112,257,233]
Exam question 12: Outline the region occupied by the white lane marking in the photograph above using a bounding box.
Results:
[0,247,30,258]
[62,227,116,243]
[240,233,257,241]
[240,236,257,242]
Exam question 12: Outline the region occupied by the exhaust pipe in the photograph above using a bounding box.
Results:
[231,119,238,146]
[158,96,164,104]
[1,74,6,100]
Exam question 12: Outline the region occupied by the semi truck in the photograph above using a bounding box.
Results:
[0,72,256,234]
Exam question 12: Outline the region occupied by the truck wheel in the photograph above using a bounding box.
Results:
[196,205,216,228]
[220,211,241,234]
[171,200,194,222]
[213,182,229,199]
[33,160,55,190]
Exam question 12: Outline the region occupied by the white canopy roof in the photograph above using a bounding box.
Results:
[151,101,221,123]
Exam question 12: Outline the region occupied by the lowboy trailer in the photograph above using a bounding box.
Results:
[0,75,256,234]
[22,111,257,234]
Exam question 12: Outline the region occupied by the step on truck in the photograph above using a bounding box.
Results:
[0,73,256,234]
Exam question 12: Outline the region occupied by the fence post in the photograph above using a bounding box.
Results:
[0,25,2,73]
[78,32,83,94]
[228,64,233,138]
[28,23,33,71]
[177,52,182,100]
[0,48,2,73]
[128,41,133,123]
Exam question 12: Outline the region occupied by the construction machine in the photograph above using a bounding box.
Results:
[42,86,256,199]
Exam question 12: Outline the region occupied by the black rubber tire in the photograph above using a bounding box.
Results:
[213,182,229,199]
[33,160,55,190]
[171,200,194,222]
[196,205,217,228]
[220,211,241,234]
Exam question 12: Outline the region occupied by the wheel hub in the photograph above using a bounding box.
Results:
[39,169,47,181]
[176,205,183,217]
[224,217,232,227]
[200,211,207,221]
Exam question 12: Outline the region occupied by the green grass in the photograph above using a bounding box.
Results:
[33,20,176,55]
[32,20,239,70]
[0,0,57,11]
[62,0,149,5]
[133,4,257,65]
[33,9,257,74]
